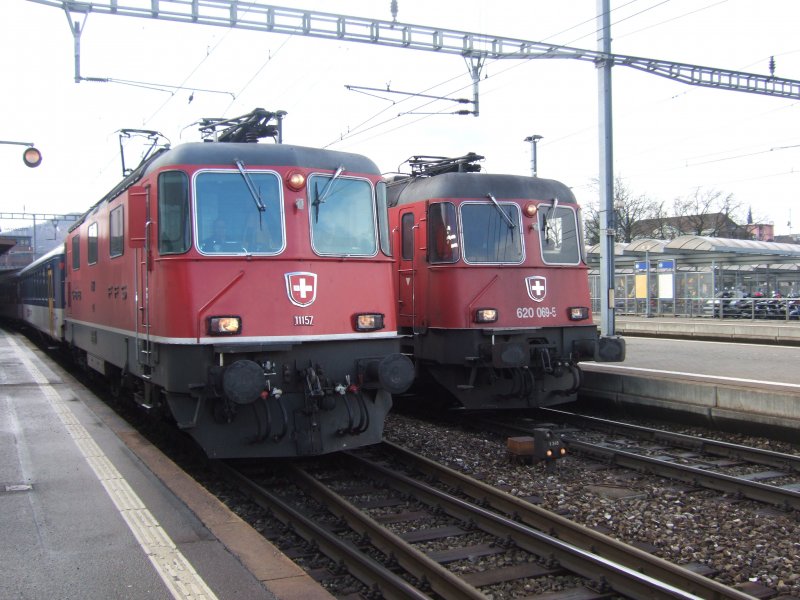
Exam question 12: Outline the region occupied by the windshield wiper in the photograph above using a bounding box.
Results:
[486,194,515,230]
[542,197,559,243]
[313,165,345,223]
[314,165,345,206]
[234,158,265,211]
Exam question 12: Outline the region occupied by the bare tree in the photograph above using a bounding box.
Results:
[672,188,746,237]
[583,195,601,246]
[583,176,660,244]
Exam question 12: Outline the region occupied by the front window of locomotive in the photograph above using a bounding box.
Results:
[539,204,581,265]
[194,170,284,255]
[309,175,378,256]
[460,201,524,264]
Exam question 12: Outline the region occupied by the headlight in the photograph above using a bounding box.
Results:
[286,170,306,191]
[208,316,242,335]
[568,307,590,321]
[474,308,498,323]
[523,202,538,218]
[354,313,385,331]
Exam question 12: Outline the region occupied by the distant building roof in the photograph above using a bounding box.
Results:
[587,235,800,268]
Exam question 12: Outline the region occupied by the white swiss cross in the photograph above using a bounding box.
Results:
[285,272,318,307]
[525,275,547,303]
[293,278,313,298]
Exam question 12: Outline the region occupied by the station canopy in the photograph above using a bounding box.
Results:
[587,235,800,269]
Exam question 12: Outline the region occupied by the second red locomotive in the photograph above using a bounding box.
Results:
[387,153,625,410]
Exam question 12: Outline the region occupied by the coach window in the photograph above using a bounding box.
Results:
[460,202,523,264]
[310,175,377,256]
[401,213,414,261]
[158,171,190,254]
[71,235,80,270]
[110,206,124,257]
[539,204,580,265]
[428,202,459,263]
[87,222,98,265]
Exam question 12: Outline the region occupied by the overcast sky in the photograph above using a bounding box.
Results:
[3,0,799,236]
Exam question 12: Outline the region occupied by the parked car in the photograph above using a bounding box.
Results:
[702,290,749,318]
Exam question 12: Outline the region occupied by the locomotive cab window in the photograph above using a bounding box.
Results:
[428,202,459,264]
[110,206,124,258]
[87,222,98,265]
[158,171,190,255]
[401,212,414,261]
[376,181,392,257]
[310,175,377,256]
[539,204,580,265]
[195,170,284,255]
[460,201,523,264]
[71,235,80,270]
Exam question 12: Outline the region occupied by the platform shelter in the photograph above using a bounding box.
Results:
[587,236,800,318]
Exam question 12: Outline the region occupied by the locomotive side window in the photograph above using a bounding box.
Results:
[460,202,523,264]
[158,171,190,255]
[195,170,283,255]
[539,204,580,265]
[87,222,98,265]
[428,202,459,264]
[376,181,392,257]
[71,235,80,270]
[109,206,124,258]
[310,175,377,256]
[401,213,414,260]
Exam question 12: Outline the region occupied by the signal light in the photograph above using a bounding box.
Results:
[354,313,385,331]
[534,428,565,463]
[568,306,590,321]
[23,146,42,168]
[474,308,498,323]
[208,316,242,335]
[286,170,306,191]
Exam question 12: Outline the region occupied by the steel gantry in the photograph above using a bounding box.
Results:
[27,0,800,100]
[25,0,800,336]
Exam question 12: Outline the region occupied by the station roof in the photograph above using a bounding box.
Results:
[587,235,800,269]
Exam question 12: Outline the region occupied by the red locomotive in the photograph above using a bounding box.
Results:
[387,153,624,410]
[56,108,413,458]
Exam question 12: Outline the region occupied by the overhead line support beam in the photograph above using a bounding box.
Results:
[28,0,800,100]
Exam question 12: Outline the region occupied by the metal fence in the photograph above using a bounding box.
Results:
[590,269,800,320]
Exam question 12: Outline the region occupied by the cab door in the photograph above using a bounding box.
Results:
[396,209,418,331]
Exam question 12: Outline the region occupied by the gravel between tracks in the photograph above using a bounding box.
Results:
[383,411,800,596]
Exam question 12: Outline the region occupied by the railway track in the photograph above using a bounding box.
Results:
[214,442,754,599]
[481,408,800,512]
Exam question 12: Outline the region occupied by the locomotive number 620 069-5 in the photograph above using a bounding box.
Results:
[516,306,557,319]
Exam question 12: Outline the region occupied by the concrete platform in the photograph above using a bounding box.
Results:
[582,318,800,437]
[0,327,333,600]
[614,315,800,345]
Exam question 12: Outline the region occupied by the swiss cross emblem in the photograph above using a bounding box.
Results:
[525,276,547,303]
[286,272,317,307]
